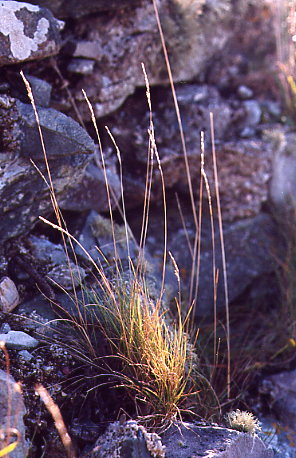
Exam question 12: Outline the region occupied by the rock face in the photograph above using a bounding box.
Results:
[106,84,273,220]
[60,0,275,118]
[0,1,64,66]
[0,369,28,458]
[29,0,142,18]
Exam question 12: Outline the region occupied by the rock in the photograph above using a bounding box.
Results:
[47,263,86,290]
[107,85,272,220]
[191,213,278,317]
[237,85,253,100]
[0,276,20,312]
[141,209,278,317]
[161,422,273,458]
[16,99,95,160]
[261,370,296,432]
[76,210,138,265]
[29,0,143,18]
[243,100,262,126]
[0,1,64,66]
[29,235,87,290]
[67,58,96,75]
[9,74,52,107]
[0,330,39,350]
[18,350,34,361]
[268,131,296,210]
[0,369,28,458]
[86,420,165,457]
[58,158,121,213]
[62,0,274,118]
[0,95,96,243]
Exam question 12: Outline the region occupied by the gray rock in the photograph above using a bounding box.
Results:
[0,276,20,312]
[0,330,39,349]
[0,95,96,243]
[16,100,95,160]
[193,213,278,317]
[243,100,262,126]
[237,85,254,100]
[261,370,296,432]
[143,209,278,317]
[161,422,273,458]
[29,235,70,265]
[8,74,52,107]
[0,369,28,458]
[76,210,138,265]
[269,131,296,210]
[86,420,165,457]
[0,1,64,66]
[58,158,121,213]
[67,58,96,75]
[47,262,86,290]
[18,350,34,361]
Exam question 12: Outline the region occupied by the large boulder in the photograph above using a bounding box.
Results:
[0,93,96,243]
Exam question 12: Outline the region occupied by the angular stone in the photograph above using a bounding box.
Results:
[0,96,97,243]
[86,420,165,458]
[16,100,95,160]
[0,1,64,66]
[0,330,39,350]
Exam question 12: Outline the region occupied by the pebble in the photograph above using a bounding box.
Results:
[243,100,262,126]
[0,276,20,312]
[237,85,253,100]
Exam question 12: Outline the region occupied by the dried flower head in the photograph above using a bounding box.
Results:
[226,409,261,435]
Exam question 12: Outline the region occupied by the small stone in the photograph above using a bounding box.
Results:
[47,262,86,290]
[67,58,95,75]
[0,330,39,350]
[18,350,34,361]
[243,100,262,126]
[0,323,11,333]
[240,126,256,138]
[0,276,20,312]
[237,85,253,100]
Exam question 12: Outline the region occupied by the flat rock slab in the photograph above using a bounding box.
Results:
[0,330,39,349]
[161,423,274,458]
[0,1,64,66]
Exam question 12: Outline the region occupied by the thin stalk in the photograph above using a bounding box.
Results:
[210,112,230,399]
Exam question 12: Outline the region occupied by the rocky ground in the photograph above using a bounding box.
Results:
[1,0,296,457]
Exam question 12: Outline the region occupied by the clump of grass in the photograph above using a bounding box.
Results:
[88,270,198,427]
[226,409,261,435]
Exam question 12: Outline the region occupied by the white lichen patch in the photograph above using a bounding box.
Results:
[0,1,49,60]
